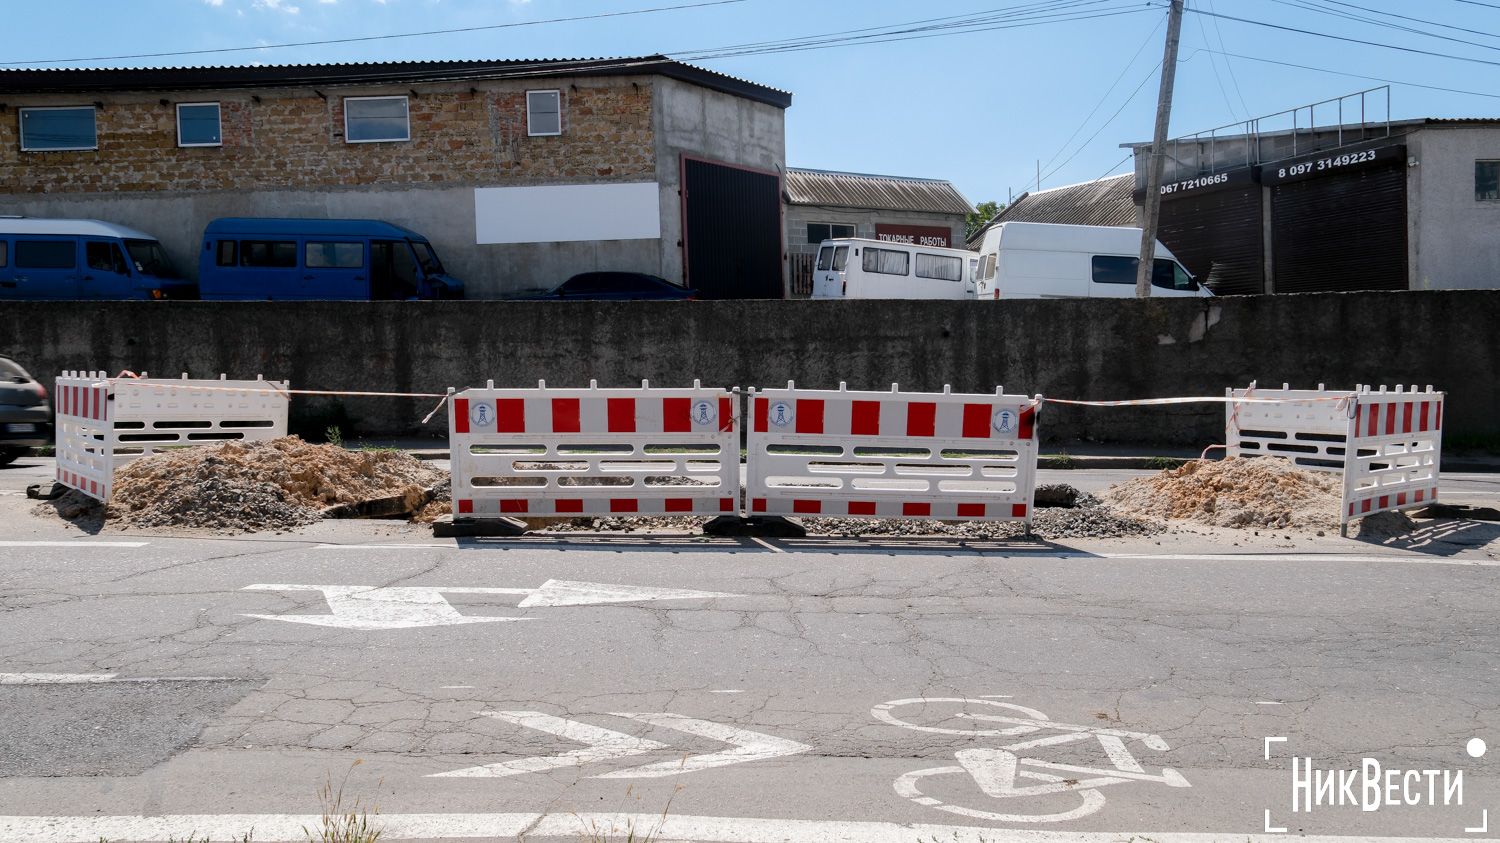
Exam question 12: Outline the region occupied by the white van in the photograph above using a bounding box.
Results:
[970,221,1210,299]
[810,238,985,300]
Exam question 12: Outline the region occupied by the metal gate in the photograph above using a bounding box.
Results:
[681,156,784,299]
[1269,154,1407,293]
[1159,181,1265,295]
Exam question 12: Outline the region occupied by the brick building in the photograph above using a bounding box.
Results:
[0,58,790,298]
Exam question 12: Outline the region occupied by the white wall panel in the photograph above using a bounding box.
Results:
[474,182,661,244]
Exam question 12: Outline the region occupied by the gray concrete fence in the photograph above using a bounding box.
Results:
[1,290,1494,448]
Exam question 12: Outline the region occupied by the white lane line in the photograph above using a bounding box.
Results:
[1099,552,1499,567]
[0,541,149,548]
[0,813,1477,843]
[1254,701,1285,706]
[710,689,745,694]
[0,673,238,685]
[750,537,785,553]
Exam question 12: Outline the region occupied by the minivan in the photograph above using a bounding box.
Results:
[971,221,1211,299]
[0,218,193,300]
[198,218,465,301]
[810,238,985,300]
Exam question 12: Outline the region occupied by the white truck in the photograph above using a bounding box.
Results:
[970,221,1211,299]
[810,238,986,300]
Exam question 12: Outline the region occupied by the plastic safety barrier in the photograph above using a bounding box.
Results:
[1226,382,1443,526]
[745,383,1041,522]
[54,372,115,502]
[53,372,290,503]
[447,380,739,518]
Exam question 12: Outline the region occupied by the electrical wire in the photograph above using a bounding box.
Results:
[1265,0,1500,55]
[1187,5,1500,70]
[1205,0,1251,116]
[1182,46,1500,100]
[1308,0,1500,40]
[1034,10,1167,180]
[1037,58,1162,186]
[1191,0,1244,120]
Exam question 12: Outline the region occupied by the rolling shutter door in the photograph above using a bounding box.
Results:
[1159,185,1264,295]
[682,158,784,299]
[1271,161,1407,293]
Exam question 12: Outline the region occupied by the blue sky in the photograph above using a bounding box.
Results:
[8,0,1500,206]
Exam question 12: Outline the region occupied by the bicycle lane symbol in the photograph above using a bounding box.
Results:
[873,698,1191,824]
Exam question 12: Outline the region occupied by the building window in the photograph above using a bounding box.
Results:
[807,223,855,245]
[344,96,410,143]
[305,242,364,269]
[176,102,222,147]
[527,90,562,136]
[1477,160,1500,201]
[861,247,909,276]
[19,106,97,152]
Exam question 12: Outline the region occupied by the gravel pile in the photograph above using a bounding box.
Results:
[78,437,444,532]
[1105,456,1342,531]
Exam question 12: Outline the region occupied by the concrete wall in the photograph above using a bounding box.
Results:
[1408,126,1500,291]
[653,77,788,290]
[2,291,1494,447]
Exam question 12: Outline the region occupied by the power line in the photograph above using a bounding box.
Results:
[1266,0,1500,55]
[1039,58,1162,185]
[1187,5,1500,69]
[1183,46,1500,100]
[1308,0,1500,40]
[1035,11,1168,180]
[1191,0,1243,120]
[1446,0,1500,9]
[0,0,748,67]
[1205,0,1251,116]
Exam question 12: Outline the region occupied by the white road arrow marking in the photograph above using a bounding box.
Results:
[428,711,667,778]
[242,580,732,630]
[517,579,730,608]
[597,713,812,778]
[242,585,533,630]
[428,712,809,780]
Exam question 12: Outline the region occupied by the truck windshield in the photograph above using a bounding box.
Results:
[124,239,181,279]
[410,241,445,275]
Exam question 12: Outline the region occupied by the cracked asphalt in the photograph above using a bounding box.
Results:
[0,456,1496,841]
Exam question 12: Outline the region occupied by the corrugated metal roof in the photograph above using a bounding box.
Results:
[784,167,971,215]
[967,174,1136,245]
[0,56,791,108]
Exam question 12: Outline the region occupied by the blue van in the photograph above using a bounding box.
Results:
[0,218,194,300]
[198,218,465,301]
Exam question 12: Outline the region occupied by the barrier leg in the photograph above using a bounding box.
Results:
[432,516,528,538]
[703,514,808,538]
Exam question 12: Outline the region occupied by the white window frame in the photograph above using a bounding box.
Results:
[18,105,98,152]
[175,101,222,148]
[526,89,562,137]
[343,95,410,144]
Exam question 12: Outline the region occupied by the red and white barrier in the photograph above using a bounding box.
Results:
[448,380,739,518]
[54,371,115,501]
[53,372,290,503]
[745,383,1041,523]
[1343,386,1443,523]
[1226,382,1443,529]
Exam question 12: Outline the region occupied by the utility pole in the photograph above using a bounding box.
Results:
[1136,0,1185,298]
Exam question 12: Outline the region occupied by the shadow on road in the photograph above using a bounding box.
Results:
[1358,518,1499,557]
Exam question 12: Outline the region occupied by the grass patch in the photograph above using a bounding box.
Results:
[306,761,382,843]
[1044,451,1079,469]
[1145,456,1187,470]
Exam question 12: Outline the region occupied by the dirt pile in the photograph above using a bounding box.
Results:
[1105,456,1342,530]
[104,437,445,531]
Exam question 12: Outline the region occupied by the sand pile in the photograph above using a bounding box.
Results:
[1105,456,1341,530]
[105,437,445,531]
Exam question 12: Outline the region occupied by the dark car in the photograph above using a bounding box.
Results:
[533,272,695,301]
[0,356,52,466]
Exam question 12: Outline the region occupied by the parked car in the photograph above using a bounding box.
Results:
[811,238,983,300]
[0,356,52,466]
[198,218,465,301]
[0,217,195,300]
[529,272,695,300]
[970,221,1211,299]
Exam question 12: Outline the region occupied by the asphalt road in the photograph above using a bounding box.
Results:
[0,456,1496,842]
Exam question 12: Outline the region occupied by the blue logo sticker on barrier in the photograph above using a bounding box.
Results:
[470,401,495,428]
